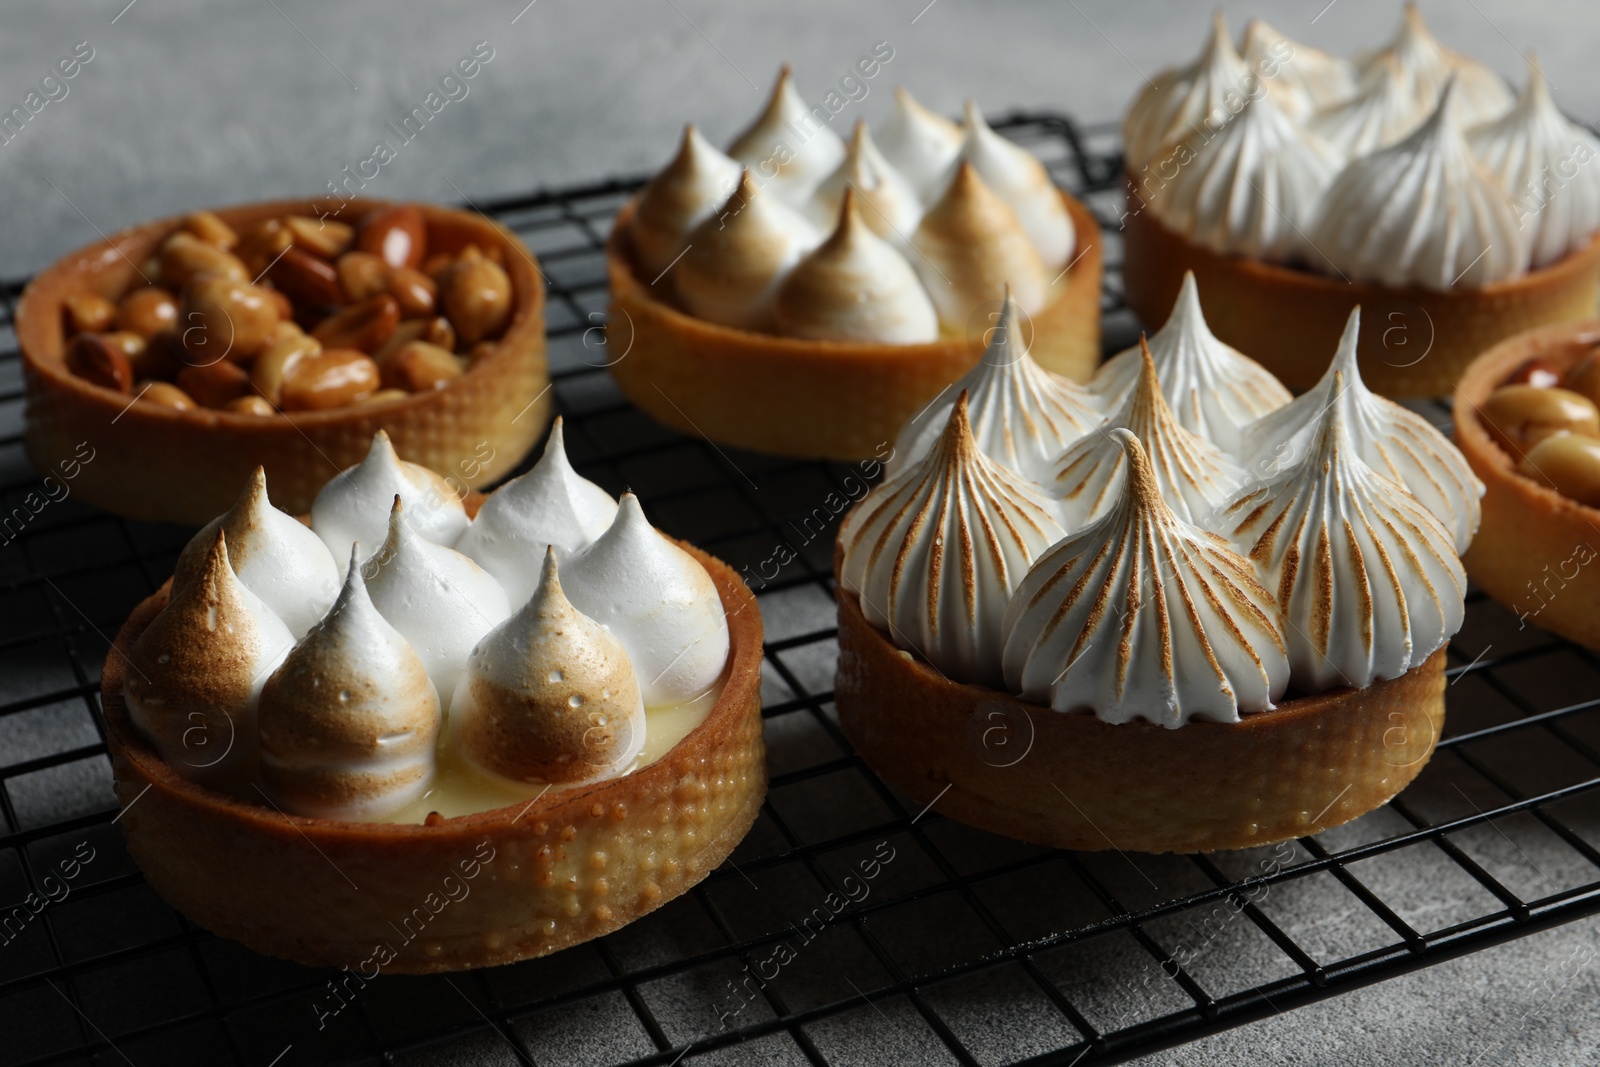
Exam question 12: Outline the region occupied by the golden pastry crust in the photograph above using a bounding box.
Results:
[1454,320,1600,648]
[17,199,550,525]
[606,192,1103,462]
[101,541,765,973]
[1121,185,1600,398]
[834,551,1446,854]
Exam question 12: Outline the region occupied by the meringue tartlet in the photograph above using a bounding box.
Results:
[608,70,1102,462]
[17,198,550,523]
[102,429,765,971]
[1119,8,1600,397]
[835,282,1478,853]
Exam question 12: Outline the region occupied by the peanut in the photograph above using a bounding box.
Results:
[183,211,238,249]
[64,292,117,334]
[388,267,437,319]
[1520,432,1600,507]
[360,388,412,407]
[160,231,248,290]
[1562,352,1600,409]
[439,253,511,346]
[380,340,463,392]
[116,287,179,340]
[336,251,390,302]
[176,359,252,408]
[138,381,197,411]
[181,273,281,362]
[235,218,295,278]
[225,395,278,417]
[251,332,322,406]
[1480,385,1600,455]
[311,293,400,353]
[279,348,380,411]
[284,215,354,260]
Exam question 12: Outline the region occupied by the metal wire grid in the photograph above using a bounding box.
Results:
[0,114,1598,1067]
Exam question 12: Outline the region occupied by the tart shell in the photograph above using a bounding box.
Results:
[1121,183,1600,398]
[17,198,551,525]
[834,554,1446,854]
[100,541,765,973]
[606,192,1103,462]
[1454,320,1600,649]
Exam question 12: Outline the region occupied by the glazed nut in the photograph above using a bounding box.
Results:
[1519,432,1600,507]
[356,204,427,270]
[64,292,117,335]
[1480,385,1600,454]
[1506,357,1564,390]
[225,395,279,417]
[311,293,400,353]
[116,287,180,340]
[269,246,344,309]
[138,381,197,411]
[235,218,295,278]
[1562,353,1600,408]
[251,332,322,406]
[388,267,437,318]
[336,251,390,302]
[160,231,248,290]
[65,334,134,392]
[440,255,512,346]
[426,315,457,352]
[284,215,355,260]
[421,251,454,281]
[380,340,463,392]
[183,211,239,250]
[360,388,412,407]
[176,358,252,409]
[181,273,282,362]
[278,348,380,411]
[127,331,185,381]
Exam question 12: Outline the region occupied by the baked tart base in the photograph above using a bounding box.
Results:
[18,198,551,525]
[100,543,765,973]
[1121,185,1600,398]
[834,570,1446,855]
[1455,320,1600,649]
[606,192,1103,462]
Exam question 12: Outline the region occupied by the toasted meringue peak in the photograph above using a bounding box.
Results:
[125,531,294,787]
[950,101,1076,266]
[364,496,512,712]
[175,466,339,638]
[676,169,820,331]
[311,431,469,572]
[1124,10,1253,171]
[774,189,939,344]
[1469,57,1600,269]
[841,392,1066,687]
[1147,86,1341,263]
[257,546,441,820]
[888,291,1102,480]
[808,120,924,243]
[453,418,618,606]
[1358,4,1513,126]
[1241,19,1357,121]
[1311,80,1529,289]
[562,494,729,707]
[453,549,646,785]
[728,66,847,205]
[1048,338,1248,533]
[1003,429,1289,726]
[875,86,965,201]
[1310,54,1432,158]
[1091,273,1290,454]
[1224,374,1465,691]
[1242,309,1483,553]
[632,124,744,279]
[910,161,1049,332]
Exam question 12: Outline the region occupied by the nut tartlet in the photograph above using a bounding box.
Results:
[607,70,1102,462]
[102,432,764,971]
[18,198,550,524]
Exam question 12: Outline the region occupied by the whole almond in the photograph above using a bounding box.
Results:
[388,267,437,319]
[357,204,426,270]
[311,293,400,353]
[269,246,343,309]
[176,359,252,408]
[279,348,380,410]
[66,334,134,392]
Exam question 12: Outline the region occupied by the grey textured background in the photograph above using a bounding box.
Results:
[2,1,1599,1064]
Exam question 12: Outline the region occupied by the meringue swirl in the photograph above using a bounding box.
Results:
[310,431,469,573]
[728,66,847,205]
[808,120,924,244]
[1124,10,1254,171]
[677,169,820,331]
[875,86,964,202]
[954,101,1076,267]
[631,124,743,280]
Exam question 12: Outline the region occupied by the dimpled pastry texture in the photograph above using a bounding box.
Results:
[1123,10,1252,172]
[1241,19,1356,122]
[453,418,618,606]
[1091,272,1290,455]
[363,496,512,713]
[874,86,965,202]
[1355,3,1513,127]
[310,430,469,573]
[630,125,743,280]
[257,547,441,821]
[676,170,820,332]
[807,120,924,245]
[1223,372,1465,691]
[1003,429,1290,725]
[728,66,846,206]
[174,466,339,638]
[1242,309,1483,554]
[950,101,1076,267]
[562,494,730,708]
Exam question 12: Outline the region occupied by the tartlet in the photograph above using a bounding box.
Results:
[18,198,550,523]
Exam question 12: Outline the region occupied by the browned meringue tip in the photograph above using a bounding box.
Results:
[827,186,866,244]
[1112,427,1167,515]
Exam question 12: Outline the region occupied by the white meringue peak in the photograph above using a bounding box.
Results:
[952,101,1076,267]
[1124,10,1254,171]
[1003,429,1289,726]
[175,466,339,638]
[125,530,294,788]
[310,431,470,573]
[364,496,512,712]
[1469,58,1600,269]
[808,120,924,244]
[728,66,847,205]
[257,546,441,821]
[1311,80,1529,289]
[453,549,646,786]
[875,86,965,202]
[1224,373,1465,692]
[1241,308,1483,554]
[1241,19,1357,121]
[1358,3,1513,127]
[562,494,730,707]
[888,291,1102,480]
[1048,338,1248,533]
[453,418,618,606]
[1091,272,1290,454]
[840,392,1066,688]
[632,124,744,280]
[677,169,820,331]
[1310,54,1432,159]
[774,189,938,344]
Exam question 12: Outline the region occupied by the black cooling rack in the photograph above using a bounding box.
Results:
[3,114,1600,1067]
